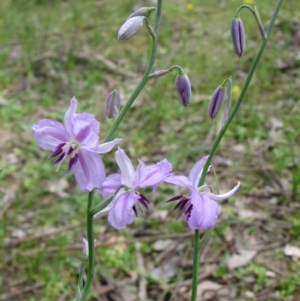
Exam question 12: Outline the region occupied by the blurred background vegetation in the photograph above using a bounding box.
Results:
[1,0,300,300]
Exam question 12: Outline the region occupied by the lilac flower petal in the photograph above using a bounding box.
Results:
[94,188,125,217]
[115,147,135,187]
[185,190,202,229]
[108,191,139,230]
[138,159,172,188]
[203,182,240,201]
[133,160,148,188]
[32,120,70,151]
[189,156,208,188]
[164,175,193,190]
[73,113,100,150]
[187,190,218,230]
[98,138,123,154]
[64,97,77,137]
[97,173,122,200]
[73,149,105,191]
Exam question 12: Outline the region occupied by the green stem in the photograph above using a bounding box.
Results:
[79,190,95,301]
[190,1,284,300]
[104,0,163,143]
[237,5,266,38]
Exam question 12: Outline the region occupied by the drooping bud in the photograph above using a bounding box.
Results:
[231,17,246,57]
[175,72,191,107]
[208,86,227,120]
[118,16,145,40]
[105,89,121,119]
[127,7,156,20]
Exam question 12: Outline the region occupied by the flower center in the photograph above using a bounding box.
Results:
[49,140,80,171]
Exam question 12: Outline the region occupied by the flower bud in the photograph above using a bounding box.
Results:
[231,17,246,57]
[127,7,156,20]
[82,238,96,258]
[118,16,145,40]
[105,89,121,118]
[175,72,191,107]
[208,86,227,120]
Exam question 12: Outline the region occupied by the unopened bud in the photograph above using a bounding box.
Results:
[118,16,145,40]
[231,17,246,57]
[175,72,191,107]
[105,89,121,118]
[127,7,156,20]
[82,238,96,258]
[208,86,227,120]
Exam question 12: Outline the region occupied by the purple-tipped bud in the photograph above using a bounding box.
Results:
[118,16,145,40]
[231,17,246,57]
[175,72,191,107]
[105,89,121,119]
[127,7,156,20]
[208,86,227,120]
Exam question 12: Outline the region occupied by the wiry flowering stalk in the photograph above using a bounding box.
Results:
[190,2,285,300]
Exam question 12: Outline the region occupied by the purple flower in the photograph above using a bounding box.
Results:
[32,97,122,191]
[97,147,172,230]
[165,157,240,230]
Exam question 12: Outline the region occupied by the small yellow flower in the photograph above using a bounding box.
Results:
[244,0,254,4]
[186,3,194,11]
[232,85,241,99]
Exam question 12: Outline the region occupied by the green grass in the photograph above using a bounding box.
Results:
[1,0,299,300]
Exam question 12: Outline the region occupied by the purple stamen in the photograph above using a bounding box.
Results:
[167,195,183,202]
[68,154,78,172]
[53,153,65,164]
[133,205,138,217]
[185,204,193,221]
[49,143,65,159]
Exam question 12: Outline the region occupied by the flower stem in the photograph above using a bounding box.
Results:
[79,1,164,300]
[190,1,284,300]
[79,190,95,301]
[104,0,163,143]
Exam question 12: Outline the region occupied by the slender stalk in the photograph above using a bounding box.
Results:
[79,190,95,301]
[104,0,163,143]
[190,1,284,300]
[79,1,164,300]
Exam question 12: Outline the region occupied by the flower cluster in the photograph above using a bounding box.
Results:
[33,97,240,231]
